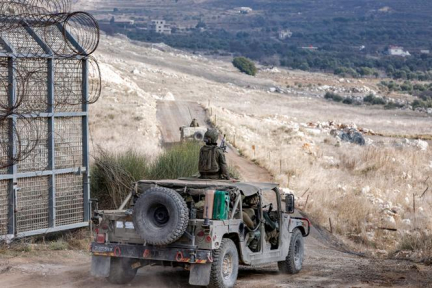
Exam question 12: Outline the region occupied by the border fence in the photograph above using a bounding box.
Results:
[0,1,100,240]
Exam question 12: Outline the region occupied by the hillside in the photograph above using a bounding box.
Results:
[89,34,432,262]
[78,0,432,80]
[1,33,430,288]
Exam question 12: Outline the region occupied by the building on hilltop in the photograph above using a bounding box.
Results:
[149,20,172,34]
[239,7,253,14]
[278,30,292,40]
[387,46,410,57]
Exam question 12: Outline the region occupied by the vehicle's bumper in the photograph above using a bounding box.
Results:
[91,242,213,264]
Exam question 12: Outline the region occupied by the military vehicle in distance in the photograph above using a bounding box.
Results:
[90,179,310,288]
[179,125,207,141]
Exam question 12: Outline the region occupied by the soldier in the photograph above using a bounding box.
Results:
[190,118,199,127]
[199,128,230,180]
[242,194,259,229]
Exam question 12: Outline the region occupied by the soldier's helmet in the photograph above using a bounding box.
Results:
[245,194,259,207]
[204,128,219,144]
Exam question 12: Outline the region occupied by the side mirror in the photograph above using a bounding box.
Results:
[285,194,295,214]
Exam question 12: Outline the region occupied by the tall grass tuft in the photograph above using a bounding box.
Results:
[91,142,202,209]
[147,141,201,180]
[91,149,149,209]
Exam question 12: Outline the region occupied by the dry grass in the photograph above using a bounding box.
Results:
[0,229,91,256]
[211,105,432,251]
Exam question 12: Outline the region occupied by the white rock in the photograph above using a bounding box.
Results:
[361,186,371,194]
[162,92,176,101]
[402,219,411,226]
[413,139,428,151]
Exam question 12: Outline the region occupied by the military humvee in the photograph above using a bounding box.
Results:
[179,125,207,141]
[90,179,310,288]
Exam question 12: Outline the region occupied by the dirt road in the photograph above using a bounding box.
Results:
[156,100,273,182]
[0,101,431,288]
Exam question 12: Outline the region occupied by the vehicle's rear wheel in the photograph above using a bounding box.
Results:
[106,257,138,285]
[133,187,189,245]
[209,238,239,288]
[193,131,204,141]
[278,228,304,274]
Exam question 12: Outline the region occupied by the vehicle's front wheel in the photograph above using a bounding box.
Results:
[106,257,138,285]
[209,238,239,288]
[278,228,304,274]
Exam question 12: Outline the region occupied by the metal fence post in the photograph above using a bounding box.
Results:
[7,56,16,236]
[82,58,90,222]
[47,57,55,228]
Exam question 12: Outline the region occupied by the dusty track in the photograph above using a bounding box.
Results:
[0,101,431,288]
[157,100,272,182]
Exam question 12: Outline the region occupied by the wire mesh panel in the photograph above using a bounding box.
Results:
[16,118,49,173]
[55,173,83,226]
[16,176,49,233]
[0,4,99,238]
[0,180,8,235]
[15,58,49,114]
[36,25,76,56]
[54,58,82,112]
[55,117,82,169]
[0,25,46,56]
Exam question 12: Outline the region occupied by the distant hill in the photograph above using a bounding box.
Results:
[85,0,432,79]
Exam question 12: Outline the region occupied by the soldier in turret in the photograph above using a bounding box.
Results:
[198,128,230,180]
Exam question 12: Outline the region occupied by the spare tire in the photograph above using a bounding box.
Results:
[133,187,189,245]
[193,131,204,141]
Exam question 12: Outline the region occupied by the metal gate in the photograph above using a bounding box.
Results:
[0,8,100,240]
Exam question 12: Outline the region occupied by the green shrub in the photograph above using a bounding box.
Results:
[324,92,334,99]
[364,93,386,105]
[342,98,353,104]
[372,97,386,105]
[411,99,432,109]
[332,94,343,102]
[384,102,403,110]
[232,57,257,76]
[324,91,343,102]
[363,94,375,103]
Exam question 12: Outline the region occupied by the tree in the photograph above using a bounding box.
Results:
[232,57,257,76]
[196,21,206,29]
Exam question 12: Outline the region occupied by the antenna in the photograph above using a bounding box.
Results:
[187,107,193,122]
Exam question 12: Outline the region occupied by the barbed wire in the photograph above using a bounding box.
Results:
[0,0,101,170]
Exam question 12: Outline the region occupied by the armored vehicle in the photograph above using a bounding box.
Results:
[90,179,310,288]
[179,125,207,141]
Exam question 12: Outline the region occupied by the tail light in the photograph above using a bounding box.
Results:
[96,233,106,244]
